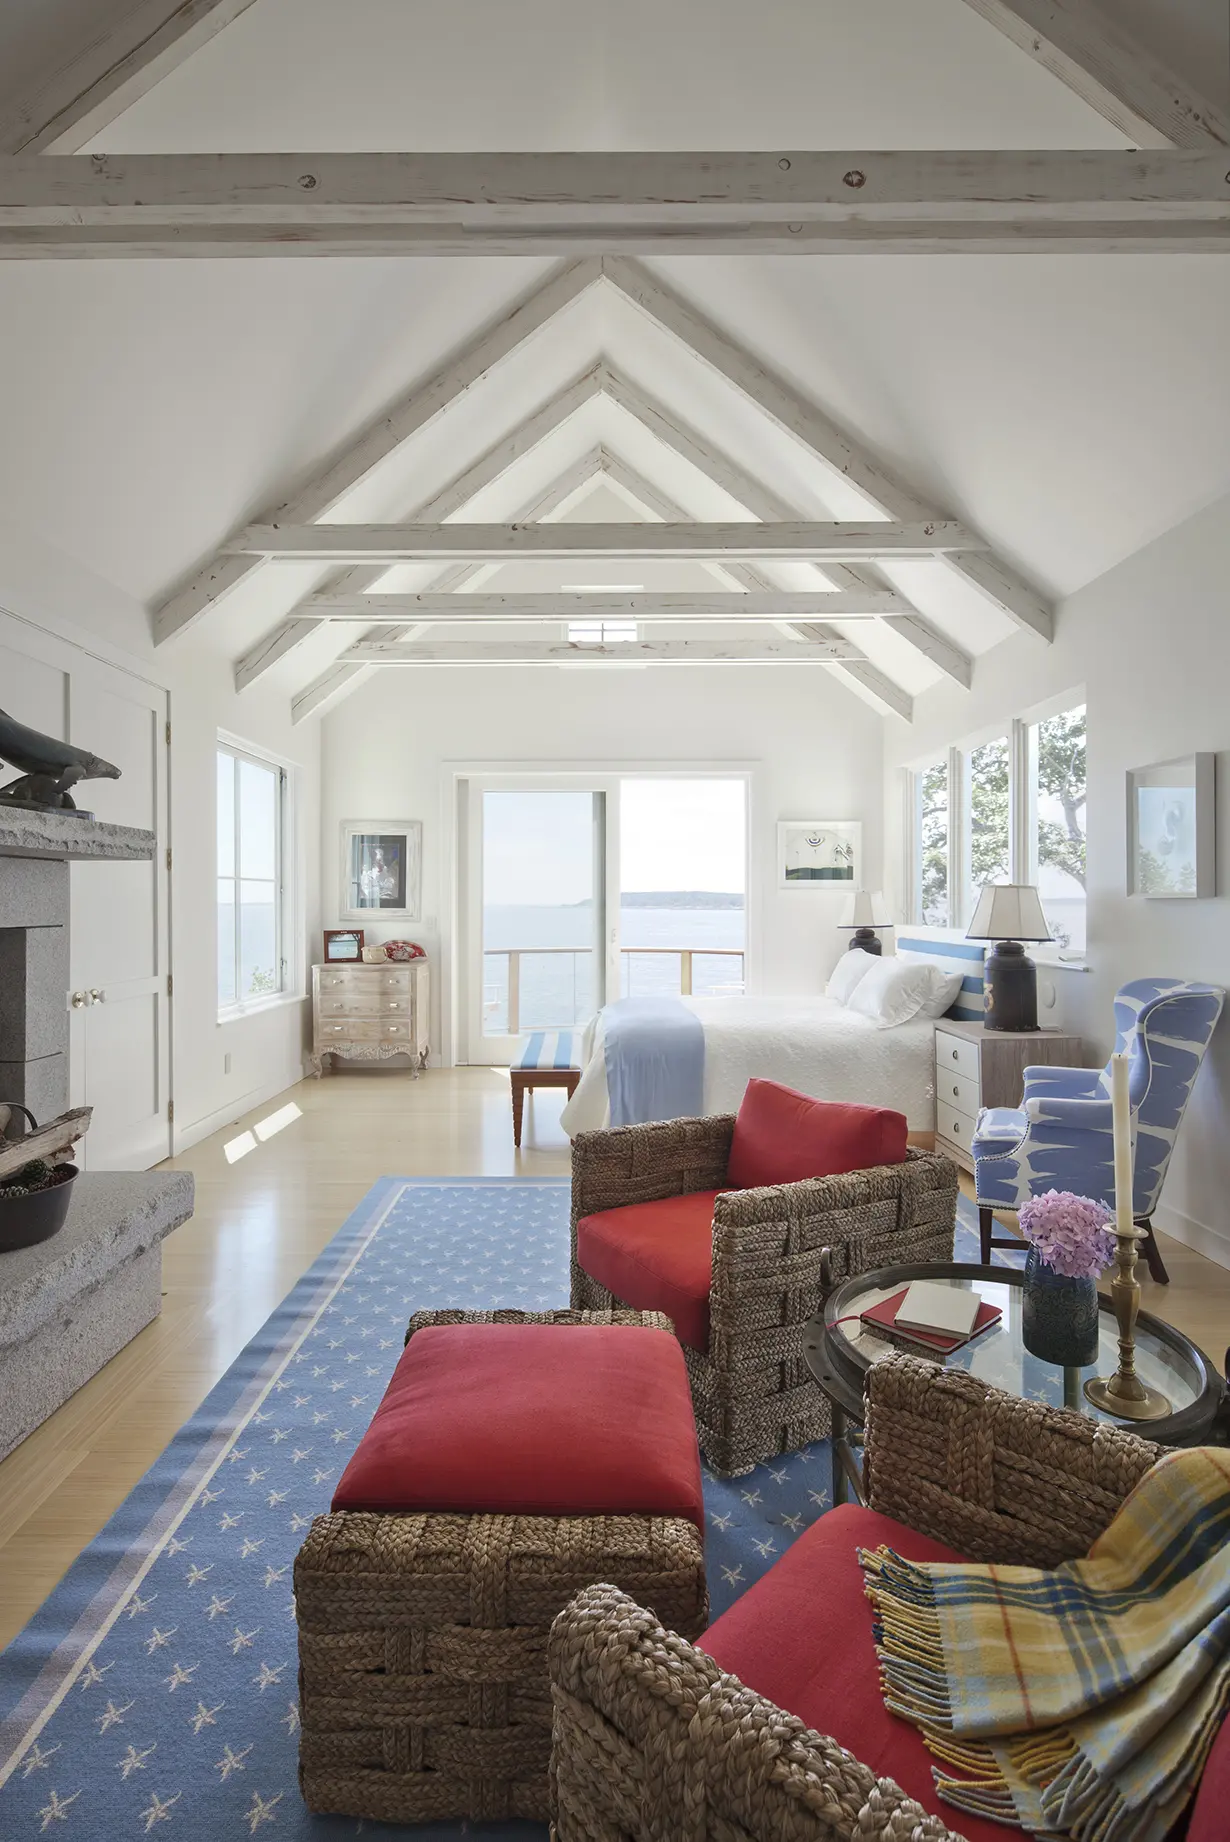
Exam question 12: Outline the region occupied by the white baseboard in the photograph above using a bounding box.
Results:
[171,1062,308,1157]
[1154,1202,1230,1272]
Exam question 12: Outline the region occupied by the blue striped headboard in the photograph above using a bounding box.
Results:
[896,934,986,1023]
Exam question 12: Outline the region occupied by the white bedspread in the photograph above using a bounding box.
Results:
[559,996,937,1136]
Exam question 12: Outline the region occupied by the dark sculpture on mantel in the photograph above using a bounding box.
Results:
[0,707,121,816]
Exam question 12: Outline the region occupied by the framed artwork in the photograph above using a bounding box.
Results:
[323,928,365,962]
[1127,755,1215,898]
[339,820,422,922]
[778,820,862,888]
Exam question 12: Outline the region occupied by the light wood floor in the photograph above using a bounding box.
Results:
[1,1067,1227,1649]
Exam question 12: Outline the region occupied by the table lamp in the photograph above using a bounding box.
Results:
[966,883,1051,1031]
[837,890,894,957]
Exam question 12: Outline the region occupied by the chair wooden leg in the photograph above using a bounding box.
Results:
[979,1207,993,1264]
[511,1074,527,1149]
[1137,1218,1169,1285]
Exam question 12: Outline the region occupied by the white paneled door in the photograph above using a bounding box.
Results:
[0,610,171,1170]
[67,657,171,1170]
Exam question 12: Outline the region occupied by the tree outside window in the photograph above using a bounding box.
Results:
[967,735,1010,917]
[1033,704,1086,950]
[919,760,949,926]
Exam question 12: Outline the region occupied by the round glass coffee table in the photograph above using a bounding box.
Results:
[803,1262,1225,1505]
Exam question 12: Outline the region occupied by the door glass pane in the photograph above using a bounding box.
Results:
[1032,704,1086,952]
[481,790,598,1036]
[239,879,279,998]
[618,780,746,998]
[918,760,949,926]
[217,877,236,1005]
[238,758,278,878]
[967,735,1010,920]
[217,750,235,874]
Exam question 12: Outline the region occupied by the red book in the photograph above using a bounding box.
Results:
[859,1286,1001,1355]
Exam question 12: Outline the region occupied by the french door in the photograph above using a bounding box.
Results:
[463,776,618,1064]
[460,772,749,1066]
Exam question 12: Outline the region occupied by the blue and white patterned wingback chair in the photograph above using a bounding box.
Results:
[972,978,1224,1283]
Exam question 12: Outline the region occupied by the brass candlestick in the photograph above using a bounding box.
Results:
[1084,1220,1170,1421]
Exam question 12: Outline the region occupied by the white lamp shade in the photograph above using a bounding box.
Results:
[838,890,894,929]
[966,883,1051,942]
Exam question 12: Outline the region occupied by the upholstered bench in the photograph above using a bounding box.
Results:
[295,1306,707,1827]
[510,1029,580,1147]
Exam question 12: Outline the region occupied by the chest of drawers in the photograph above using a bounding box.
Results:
[311,961,429,1076]
[933,1019,1083,1172]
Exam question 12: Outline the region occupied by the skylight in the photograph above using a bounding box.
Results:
[567,620,639,644]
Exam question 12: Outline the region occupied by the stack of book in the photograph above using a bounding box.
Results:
[859,1279,1001,1358]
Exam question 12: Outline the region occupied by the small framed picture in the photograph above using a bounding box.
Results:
[1127,755,1215,898]
[340,821,422,923]
[778,820,862,889]
[323,929,365,963]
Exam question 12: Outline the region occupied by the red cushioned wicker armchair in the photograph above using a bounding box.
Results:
[546,1355,1226,1842]
[570,1112,958,1476]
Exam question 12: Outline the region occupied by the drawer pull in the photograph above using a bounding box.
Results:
[952,1048,960,1060]
[952,1084,961,1098]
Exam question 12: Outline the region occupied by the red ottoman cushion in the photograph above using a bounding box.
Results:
[700,1503,1010,1842]
[332,1322,704,1531]
[575,1191,719,1352]
[727,1079,908,1190]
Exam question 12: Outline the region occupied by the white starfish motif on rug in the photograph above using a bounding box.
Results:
[37,1788,81,1830]
[140,1790,181,1832]
[117,1744,156,1780]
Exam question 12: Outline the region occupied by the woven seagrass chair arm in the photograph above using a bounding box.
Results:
[863,1354,1161,1568]
[569,1115,736,1228]
[708,1147,951,1233]
[548,1582,964,1841]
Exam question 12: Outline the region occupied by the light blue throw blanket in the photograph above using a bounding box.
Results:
[602,997,705,1128]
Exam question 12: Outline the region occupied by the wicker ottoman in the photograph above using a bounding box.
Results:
[295,1307,708,1826]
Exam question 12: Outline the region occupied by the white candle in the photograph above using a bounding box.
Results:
[1111,1052,1134,1233]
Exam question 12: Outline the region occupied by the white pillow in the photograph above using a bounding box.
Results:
[894,949,966,1019]
[825,948,878,1005]
[846,955,950,1029]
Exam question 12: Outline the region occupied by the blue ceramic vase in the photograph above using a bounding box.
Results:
[1021,1245,1100,1368]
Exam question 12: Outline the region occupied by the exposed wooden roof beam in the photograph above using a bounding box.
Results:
[156,257,601,643]
[300,591,912,621]
[0,2,261,155]
[339,636,863,665]
[233,364,607,689]
[958,1,1229,149]
[604,257,1055,640]
[0,151,1224,256]
[230,521,980,561]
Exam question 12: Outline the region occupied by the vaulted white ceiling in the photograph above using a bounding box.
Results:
[0,0,1226,724]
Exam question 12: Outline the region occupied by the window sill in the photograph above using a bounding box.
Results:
[217,991,306,1026]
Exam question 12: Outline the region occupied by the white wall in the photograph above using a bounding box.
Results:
[321,663,885,1058]
[0,519,321,1155]
[884,490,1230,1268]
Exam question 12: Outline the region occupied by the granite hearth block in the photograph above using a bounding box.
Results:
[0,810,154,862]
[0,1170,194,1458]
[0,925,69,1060]
[0,1054,66,1129]
[0,856,67,928]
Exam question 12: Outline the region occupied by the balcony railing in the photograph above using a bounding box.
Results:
[483,945,745,1036]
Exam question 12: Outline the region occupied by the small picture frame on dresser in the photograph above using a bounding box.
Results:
[323,929,365,963]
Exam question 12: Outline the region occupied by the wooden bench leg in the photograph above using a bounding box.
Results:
[1137,1218,1169,1285]
[511,1073,528,1149]
[979,1206,993,1264]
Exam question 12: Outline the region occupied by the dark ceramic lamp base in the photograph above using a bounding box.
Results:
[983,939,1038,1032]
[846,928,883,956]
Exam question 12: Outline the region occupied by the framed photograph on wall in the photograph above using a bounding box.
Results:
[777,820,862,889]
[340,820,422,922]
[1127,755,1215,898]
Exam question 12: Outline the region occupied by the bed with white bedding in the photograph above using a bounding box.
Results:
[558,933,987,1137]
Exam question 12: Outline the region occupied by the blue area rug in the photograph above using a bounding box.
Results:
[0,1178,1001,1840]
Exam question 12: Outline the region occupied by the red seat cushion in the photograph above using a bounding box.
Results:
[726,1079,908,1190]
[575,1190,719,1352]
[332,1322,704,1531]
[700,1504,1014,1842]
[1189,1707,1230,1842]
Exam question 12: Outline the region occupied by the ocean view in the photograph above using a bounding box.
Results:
[482,895,745,1033]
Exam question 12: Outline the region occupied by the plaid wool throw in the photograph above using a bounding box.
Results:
[860,1447,1230,1842]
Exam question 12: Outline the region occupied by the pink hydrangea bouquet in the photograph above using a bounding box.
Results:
[1018,1189,1116,1280]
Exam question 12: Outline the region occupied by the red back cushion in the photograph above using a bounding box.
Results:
[332,1322,704,1530]
[1188,1706,1230,1842]
[726,1079,909,1189]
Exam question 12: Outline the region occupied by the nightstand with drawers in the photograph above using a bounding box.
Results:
[311,961,430,1076]
[933,1018,1083,1173]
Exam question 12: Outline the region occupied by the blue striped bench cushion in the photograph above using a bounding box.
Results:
[512,1030,579,1072]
